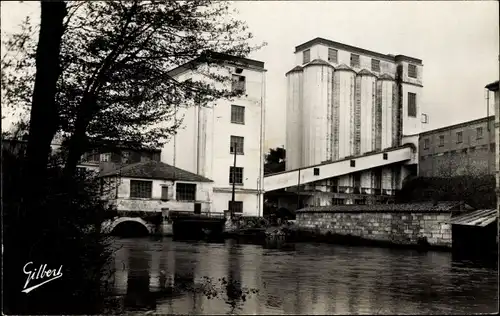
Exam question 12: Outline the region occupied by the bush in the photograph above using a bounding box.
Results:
[2,147,115,315]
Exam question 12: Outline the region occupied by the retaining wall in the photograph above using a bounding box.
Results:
[296,211,454,248]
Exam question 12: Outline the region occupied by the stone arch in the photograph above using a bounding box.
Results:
[106,217,151,236]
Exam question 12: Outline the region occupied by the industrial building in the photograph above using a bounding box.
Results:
[161,53,267,217]
[418,116,496,177]
[485,80,499,218]
[264,38,423,207]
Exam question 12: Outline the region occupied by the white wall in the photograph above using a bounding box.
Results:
[161,61,266,217]
[108,177,213,213]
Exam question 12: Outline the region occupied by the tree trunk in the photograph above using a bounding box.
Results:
[24,0,67,204]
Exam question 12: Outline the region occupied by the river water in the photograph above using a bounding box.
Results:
[108,237,498,315]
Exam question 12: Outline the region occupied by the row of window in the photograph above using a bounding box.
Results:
[423,127,486,149]
[303,49,418,78]
[421,143,495,157]
[130,180,197,201]
[130,180,245,213]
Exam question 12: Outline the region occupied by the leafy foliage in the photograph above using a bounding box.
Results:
[2,0,264,155]
[264,147,286,175]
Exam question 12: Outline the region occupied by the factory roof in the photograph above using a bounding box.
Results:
[295,37,423,65]
[99,160,213,183]
[419,116,495,137]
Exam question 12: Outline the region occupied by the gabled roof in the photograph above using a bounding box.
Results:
[285,65,304,76]
[485,80,499,91]
[304,58,333,68]
[297,201,471,213]
[335,63,355,72]
[99,160,213,183]
[357,69,376,77]
[378,73,395,81]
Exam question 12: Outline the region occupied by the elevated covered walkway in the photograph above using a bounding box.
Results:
[264,145,414,192]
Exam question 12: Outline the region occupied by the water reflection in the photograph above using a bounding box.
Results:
[109,238,498,315]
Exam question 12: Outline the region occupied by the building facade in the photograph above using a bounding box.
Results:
[485,80,499,218]
[418,116,496,177]
[161,54,266,217]
[284,37,423,206]
[99,161,214,214]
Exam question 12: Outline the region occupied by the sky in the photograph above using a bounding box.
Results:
[1,1,499,151]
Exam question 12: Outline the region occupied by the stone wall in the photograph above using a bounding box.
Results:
[296,211,453,248]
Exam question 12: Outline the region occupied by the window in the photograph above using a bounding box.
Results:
[332,198,344,205]
[407,92,417,117]
[383,153,388,160]
[421,113,428,124]
[176,183,196,201]
[491,143,496,152]
[371,59,380,72]
[228,201,243,213]
[303,49,310,64]
[121,151,130,163]
[313,168,320,176]
[424,138,429,150]
[230,136,244,155]
[161,186,169,201]
[86,151,100,163]
[100,153,111,162]
[229,167,243,185]
[439,135,445,147]
[350,54,360,68]
[231,75,246,93]
[476,127,483,139]
[328,48,337,63]
[456,131,463,144]
[350,160,356,167]
[231,105,245,124]
[130,180,152,198]
[408,64,417,78]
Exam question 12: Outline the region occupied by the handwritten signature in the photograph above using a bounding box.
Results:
[22,262,63,293]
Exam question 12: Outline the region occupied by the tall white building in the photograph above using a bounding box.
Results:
[269,37,423,206]
[161,53,266,217]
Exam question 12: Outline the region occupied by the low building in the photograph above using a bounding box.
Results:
[418,116,496,177]
[99,160,214,214]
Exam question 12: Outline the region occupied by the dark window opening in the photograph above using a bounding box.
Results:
[438,135,445,147]
[130,180,152,199]
[231,75,246,94]
[383,153,388,160]
[476,127,483,139]
[350,160,356,167]
[231,105,245,124]
[350,54,360,68]
[328,48,337,63]
[456,131,463,144]
[423,138,429,150]
[408,64,418,78]
[371,59,380,72]
[303,49,310,64]
[230,136,244,155]
[229,167,244,185]
[228,201,243,213]
[161,186,169,201]
[313,168,320,176]
[194,203,202,214]
[176,183,196,201]
[408,92,417,117]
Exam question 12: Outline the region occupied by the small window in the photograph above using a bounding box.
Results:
[100,153,111,162]
[313,168,320,176]
[230,136,244,155]
[408,64,417,78]
[176,183,196,201]
[130,180,152,199]
[421,114,428,124]
[350,160,356,167]
[476,127,483,139]
[303,49,310,64]
[383,153,388,160]
[438,135,445,147]
[161,186,169,201]
[490,143,496,152]
[228,201,243,213]
[229,167,244,185]
[328,48,337,63]
[350,54,360,68]
[456,131,463,144]
[371,59,380,72]
[408,92,417,117]
[231,105,245,124]
[423,138,429,150]
[231,75,246,94]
